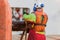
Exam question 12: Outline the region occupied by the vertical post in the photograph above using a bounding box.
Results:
[25,21,27,40]
[0,0,12,40]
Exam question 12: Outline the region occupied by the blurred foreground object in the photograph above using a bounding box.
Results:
[0,0,12,40]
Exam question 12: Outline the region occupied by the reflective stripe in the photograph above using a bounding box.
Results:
[36,32,45,34]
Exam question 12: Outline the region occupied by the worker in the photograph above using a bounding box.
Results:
[28,3,48,40]
[13,8,20,21]
[23,8,29,21]
[23,8,36,33]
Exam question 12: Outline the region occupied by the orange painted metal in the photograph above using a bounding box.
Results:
[0,0,12,40]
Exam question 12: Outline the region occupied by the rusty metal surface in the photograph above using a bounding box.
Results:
[0,0,12,40]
